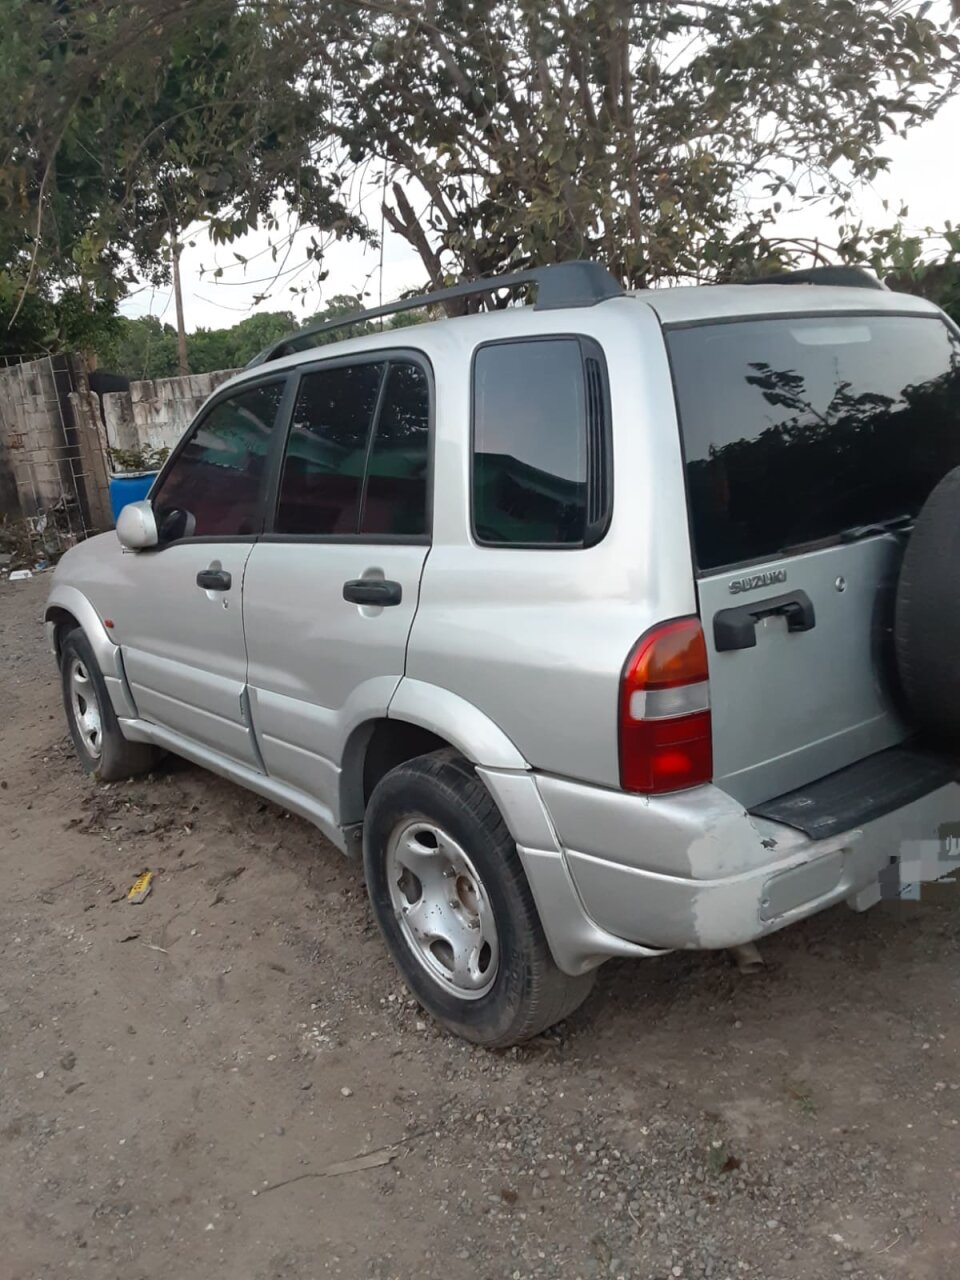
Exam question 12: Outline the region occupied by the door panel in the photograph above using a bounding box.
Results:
[116,376,289,767]
[243,546,429,813]
[118,543,260,766]
[699,538,907,808]
[666,312,960,809]
[243,353,433,820]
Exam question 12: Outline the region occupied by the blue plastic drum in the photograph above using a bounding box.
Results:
[108,471,158,524]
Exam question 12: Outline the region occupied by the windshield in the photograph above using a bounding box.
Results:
[666,313,960,571]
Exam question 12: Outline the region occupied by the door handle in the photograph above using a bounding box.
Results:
[196,568,232,592]
[342,579,402,606]
[713,590,816,652]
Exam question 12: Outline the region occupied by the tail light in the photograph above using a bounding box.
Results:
[619,617,713,794]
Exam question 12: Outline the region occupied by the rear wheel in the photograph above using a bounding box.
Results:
[60,628,160,782]
[363,750,594,1047]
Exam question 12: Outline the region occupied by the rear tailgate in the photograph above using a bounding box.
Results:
[664,309,960,808]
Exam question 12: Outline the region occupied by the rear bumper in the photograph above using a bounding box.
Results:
[477,765,960,976]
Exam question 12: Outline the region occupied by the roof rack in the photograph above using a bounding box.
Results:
[743,265,886,291]
[246,260,624,367]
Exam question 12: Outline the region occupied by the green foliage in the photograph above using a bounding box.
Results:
[1,0,958,337]
[307,0,960,293]
[98,311,297,377]
[864,224,960,324]
[0,0,366,338]
[108,443,170,474]
[0,279,119,358]
[188,311,297,372]
[97,315,180,380]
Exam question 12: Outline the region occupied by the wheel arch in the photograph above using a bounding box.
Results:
[339,680,529,829]
[44,585,136,717]
[45,604,81,657]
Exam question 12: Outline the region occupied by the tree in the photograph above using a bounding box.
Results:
[188,311,298,372]
[874,226,960,324]
[97,315,181,380]
[0,281,120,359]
[305,0,960,297]
[0,0,365,347]
[3,0,959,333]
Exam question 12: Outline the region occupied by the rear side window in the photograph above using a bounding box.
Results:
[152,380,285,540]
[472,338,609,547]
[360,362,430,536]
[275,363,384,535]
[668,315,960,571]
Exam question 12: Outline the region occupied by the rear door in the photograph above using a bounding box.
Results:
[665,312,960,807]
[242,353,432,819]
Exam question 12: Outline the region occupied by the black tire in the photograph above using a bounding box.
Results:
[363,750,595,1048]
[895,465,960,744]
[59,627,160,782]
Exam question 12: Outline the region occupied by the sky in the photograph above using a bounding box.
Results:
[120,95,960,335]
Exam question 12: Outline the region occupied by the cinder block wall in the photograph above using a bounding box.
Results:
[0,359,72,517]
[102,369,238,455]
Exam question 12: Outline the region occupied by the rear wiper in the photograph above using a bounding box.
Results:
[839,513,914,543]
[776,513,915,557]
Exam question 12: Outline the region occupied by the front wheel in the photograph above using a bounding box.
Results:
[60,628,160,782]
[363,750,594,1047]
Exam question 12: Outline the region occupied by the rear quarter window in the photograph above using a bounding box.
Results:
[667,314,960,571]
[471,337,610,547]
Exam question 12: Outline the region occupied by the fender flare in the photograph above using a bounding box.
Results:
[44,584,137,717]
[337,679,530,830]
[386,678,528,771]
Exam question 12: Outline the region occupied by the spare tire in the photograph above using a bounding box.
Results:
[895,464,960,743]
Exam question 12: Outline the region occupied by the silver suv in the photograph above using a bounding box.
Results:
[47,262,960,1046]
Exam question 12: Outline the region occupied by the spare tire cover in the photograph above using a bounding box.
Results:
[895,464,960,743]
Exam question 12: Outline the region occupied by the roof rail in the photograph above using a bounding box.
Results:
[246,260,624,367]
[743,265,886,291]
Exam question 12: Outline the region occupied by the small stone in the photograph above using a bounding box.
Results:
[35,1070,45,1080]
[415,1020,427,1032]
[341,1086,353,1098]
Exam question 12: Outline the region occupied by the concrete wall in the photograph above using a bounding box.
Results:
[103,369,238,455]
[0,361,238,536]
[0,358,72,517]
[67,390,115,532]
[0,431,20,519]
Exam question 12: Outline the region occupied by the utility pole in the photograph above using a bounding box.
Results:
[170,229,189,377]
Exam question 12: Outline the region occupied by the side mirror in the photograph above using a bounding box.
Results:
[116,500,159,550]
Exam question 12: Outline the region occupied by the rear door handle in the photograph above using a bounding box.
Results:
[196,568,232,592]
[343,579,402,607]
[713,590,816,652]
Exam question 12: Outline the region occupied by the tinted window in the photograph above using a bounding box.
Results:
[152,381,284,539]
[668,315,960,571]
[361,362,430,536]
[473,340,588,545]
[275,363,383,535]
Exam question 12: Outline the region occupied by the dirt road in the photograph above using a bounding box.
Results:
[1,574,958,1280]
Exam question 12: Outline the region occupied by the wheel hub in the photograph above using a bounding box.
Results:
[68,657,103,760]
[385,820,499,998]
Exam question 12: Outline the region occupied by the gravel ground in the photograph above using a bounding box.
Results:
[1,574,959,1280]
